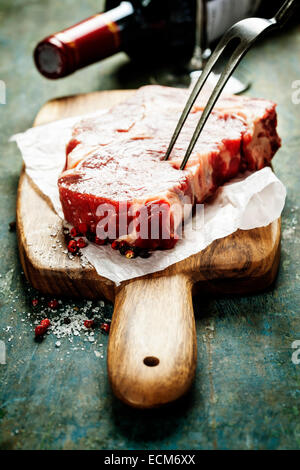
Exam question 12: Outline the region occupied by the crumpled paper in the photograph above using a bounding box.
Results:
[12,110,286,284]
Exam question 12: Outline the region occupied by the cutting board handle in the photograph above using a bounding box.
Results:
[107,273,197,408]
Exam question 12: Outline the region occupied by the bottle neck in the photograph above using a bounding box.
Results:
[34,2,134,79]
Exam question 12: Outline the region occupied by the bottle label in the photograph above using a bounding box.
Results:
[55,2,134,67]
[206,0,262,43]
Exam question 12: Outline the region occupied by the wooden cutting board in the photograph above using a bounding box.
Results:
[16,90,281,409]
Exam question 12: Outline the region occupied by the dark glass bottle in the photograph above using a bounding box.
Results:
[34,0,288,80]
[34,0,196,79]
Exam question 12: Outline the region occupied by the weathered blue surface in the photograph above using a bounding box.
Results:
[0,1,299,450]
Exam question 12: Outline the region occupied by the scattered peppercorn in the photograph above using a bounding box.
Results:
[35,325,46,337]
[32,298,39,307]
[84,320,94,329]
[118,241,128,255]
[9,221,16,232]
[78,223,88,234]
[63,317,71,325]
[86,231,95,242]
[34,318,51,338]
[139,249,151,259]
[64,231,72,244]
[70,227,78,237]
[111,240,119,250]
[95,237,106,245]
[119,246,127,255]
[48,299,59,309]
[91,318,101,329]
[68,239,78,253]
[77,237,87,249]
[125,249,136,259]
[100,322,110,334]
[35,317,51,338]
[40,318,51,329]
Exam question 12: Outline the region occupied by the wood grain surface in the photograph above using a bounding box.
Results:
[108,274,196,408]
[16,90,281,408]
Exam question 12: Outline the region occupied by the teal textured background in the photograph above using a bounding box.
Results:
[0,0,299,450]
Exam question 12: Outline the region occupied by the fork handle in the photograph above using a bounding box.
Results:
[274,0,298,27]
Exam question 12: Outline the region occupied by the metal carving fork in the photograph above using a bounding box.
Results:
[164,0,297,170]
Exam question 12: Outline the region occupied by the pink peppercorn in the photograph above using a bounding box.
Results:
[48,299,58,309]
[40,318,51,329]
[95,237,106,245]
[70,227,78,237]
[78,223,88,234]
[68,239,78,253]
[77,237,87,249]
[84,320,94,329]
[35,325,46,337]
[100,322,110,334]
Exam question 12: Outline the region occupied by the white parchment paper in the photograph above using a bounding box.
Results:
[12,111,286,284]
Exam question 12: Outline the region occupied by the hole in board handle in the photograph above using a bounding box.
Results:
[143,356,159,367]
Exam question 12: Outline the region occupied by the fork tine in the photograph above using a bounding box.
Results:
[163,32,232,162]
[165,0,296,170]
[180,42,249,170]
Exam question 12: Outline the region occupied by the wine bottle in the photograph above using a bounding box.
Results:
[34,0,286,80]
[34,0,196,79]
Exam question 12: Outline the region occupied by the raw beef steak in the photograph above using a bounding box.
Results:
[58,86,281,250]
